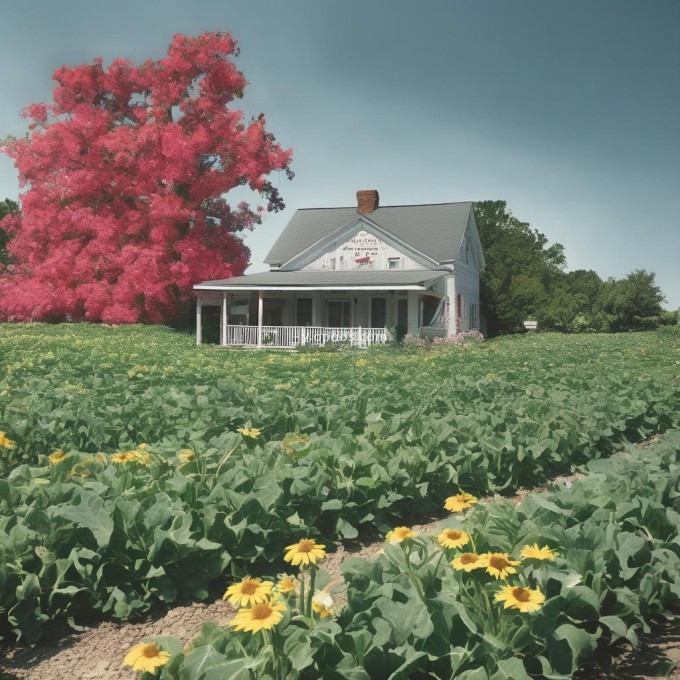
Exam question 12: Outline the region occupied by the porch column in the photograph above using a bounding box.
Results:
[221,292,227,346]
[407,291,419,335]
[257,289,264,348]
[196,300,202,345]
[445,276,457,337]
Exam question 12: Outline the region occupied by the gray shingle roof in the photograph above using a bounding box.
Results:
[264,202,473,265]
[194,270,446,289]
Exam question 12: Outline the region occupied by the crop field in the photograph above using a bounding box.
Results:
[0,323,679,676]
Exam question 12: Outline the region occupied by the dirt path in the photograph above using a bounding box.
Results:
[1,471,677,680]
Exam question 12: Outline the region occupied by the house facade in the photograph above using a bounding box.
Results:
[193,190,484,348]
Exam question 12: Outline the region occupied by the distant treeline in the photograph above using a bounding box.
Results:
[475,201,676,336]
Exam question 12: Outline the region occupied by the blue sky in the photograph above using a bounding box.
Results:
[1,0,678,308]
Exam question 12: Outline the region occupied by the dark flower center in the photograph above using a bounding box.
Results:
[489,556,509,570]
[251,604,273,620]
[512,587,531,602]
[143,644,161,658]
[240,580,259,595]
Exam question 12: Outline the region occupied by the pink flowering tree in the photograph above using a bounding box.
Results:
[0,32,292,323]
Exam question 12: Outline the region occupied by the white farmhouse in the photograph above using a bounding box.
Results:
[193,190,484,348]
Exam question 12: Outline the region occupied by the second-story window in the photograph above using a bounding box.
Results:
[388,257,401,270]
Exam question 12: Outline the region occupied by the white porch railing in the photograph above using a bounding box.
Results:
[223,325,392,348]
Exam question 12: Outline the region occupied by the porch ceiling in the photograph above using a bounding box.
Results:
[194,269,446,292]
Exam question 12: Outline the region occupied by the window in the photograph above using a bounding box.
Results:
[327,299,352,328]
[296,298,313,326]
[370,297,387,328]
[468,302,479,330]
[329,258,336,270]
[388,257,401,270]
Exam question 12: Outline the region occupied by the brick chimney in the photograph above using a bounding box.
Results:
[356,189,379,213]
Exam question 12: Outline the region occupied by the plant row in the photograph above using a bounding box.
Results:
[0,324,678,468]
[136,431,680,679]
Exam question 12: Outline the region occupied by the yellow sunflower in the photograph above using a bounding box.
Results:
[479,552,521,580]
[385,526,419,544]
[110,451,138,464]
[133,450,150,466]
[495,584,545,612]
[312,602,334,618]
[122,642,171,673]
[230,599,287,634]
[444,492,478,513]
[520,544,559,560]
[283,539,326,567]
[436,528,470,550]
[48,450,67,465]
[177,449,195,463]
[451,552,484,572]
[223,578,273,606]
[275,576,298,594]
[238,427,261,439]
[0,432,15,449]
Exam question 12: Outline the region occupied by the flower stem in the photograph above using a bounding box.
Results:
[298,571,305,615]
[306,567,317,617]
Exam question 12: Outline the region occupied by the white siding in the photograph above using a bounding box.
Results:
[302,230,422,271]
[454,260,480,331]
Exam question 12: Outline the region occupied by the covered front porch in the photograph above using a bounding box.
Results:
[193,270,449,348]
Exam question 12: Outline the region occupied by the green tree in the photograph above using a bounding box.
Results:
[474,200,565,334]
[597,269,666,332]
[538,269,604,332]
[0,198,20,266]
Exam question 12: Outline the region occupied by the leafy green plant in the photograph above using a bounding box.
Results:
[144,432,680,679]
[0,324,679,642]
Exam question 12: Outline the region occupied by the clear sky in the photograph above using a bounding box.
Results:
[1,0,678,308]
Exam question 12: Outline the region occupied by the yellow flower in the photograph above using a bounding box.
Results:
[444,492,478,513]
[122,642,171,673]
[311,590,334,618]
[48,450,67,465]
[495,584,545,613]
[436,528,470,550]
[283,539,327,567]
[520,544,559,561]
[275,576,298,594]
[133,450,150,466]
[230,599,287,634]
[177,449,195,463]
[386,526,419,544]
[479,552,521,580]
[110,451,138,464]
[451,552,484,572]
[237,427,261,439]
[137,443,148,450]
[0,432,15,449]
[223,578,273,607]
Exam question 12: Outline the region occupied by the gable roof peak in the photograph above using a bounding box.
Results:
[265,199,475,266]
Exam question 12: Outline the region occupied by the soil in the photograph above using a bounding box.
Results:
[1,470,677,680]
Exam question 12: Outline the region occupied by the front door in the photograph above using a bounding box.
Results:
[327,299,352,328]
